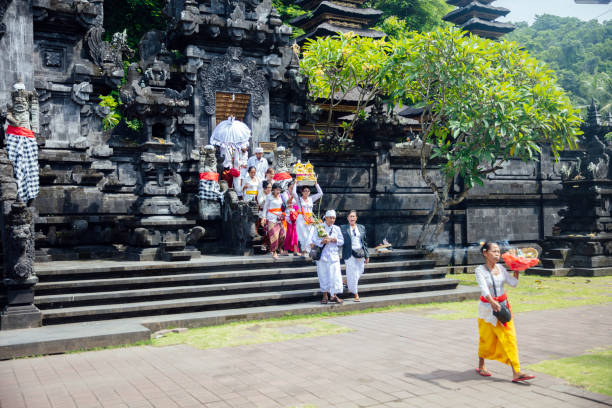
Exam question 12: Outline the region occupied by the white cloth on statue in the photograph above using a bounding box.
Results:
[220,145,233,169]
[5,134,39,202]
[247,155,268,181]
[242,175,260,203]
[345,256,365,294]
[292,183,323,252]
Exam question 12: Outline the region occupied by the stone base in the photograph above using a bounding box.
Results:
[1,305,42,330]
[124,247,162,261]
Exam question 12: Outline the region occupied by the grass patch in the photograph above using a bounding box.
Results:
[410,274,612,320]
[528,348,612,396]
[152,318,351,350]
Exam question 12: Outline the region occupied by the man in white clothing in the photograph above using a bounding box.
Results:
[312,210,344,304]
[233,145,249,198]
[247,147,269,181]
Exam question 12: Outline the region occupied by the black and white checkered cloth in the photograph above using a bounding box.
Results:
[199,179,224,203]
[5,134,39,201]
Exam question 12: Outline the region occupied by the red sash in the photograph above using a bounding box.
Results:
[6,126,35,138]
[199,172,219,182]
[480,293,511,328]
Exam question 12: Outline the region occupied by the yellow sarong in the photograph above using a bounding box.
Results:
[478,318,520,372]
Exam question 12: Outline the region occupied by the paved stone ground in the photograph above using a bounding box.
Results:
[1,304,611,408]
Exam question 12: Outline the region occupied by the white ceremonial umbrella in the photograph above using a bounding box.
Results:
[210,116,251,150]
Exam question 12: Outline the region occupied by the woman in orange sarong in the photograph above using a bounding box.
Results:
[262,183,286,259]
[474,242,535,383]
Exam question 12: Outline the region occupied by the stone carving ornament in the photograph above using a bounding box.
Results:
[0,0,13,40]
[5,201,35,281]
[199,47,267,118]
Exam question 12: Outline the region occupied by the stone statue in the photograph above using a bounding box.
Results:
[221,188,258,255]
[5,201,35,281]
[198,144,223,220]
[4,82,40,204]
[273,146,296,190]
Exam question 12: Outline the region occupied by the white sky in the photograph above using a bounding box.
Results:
[495,0,612,24]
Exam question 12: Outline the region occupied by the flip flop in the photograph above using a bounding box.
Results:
[475,368,491,377]
[512,375,535,383]
[321,299,328,304]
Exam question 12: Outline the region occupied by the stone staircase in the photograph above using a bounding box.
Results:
[32,250,479,326]
[527,248,571,277]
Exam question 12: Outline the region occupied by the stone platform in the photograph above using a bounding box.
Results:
[0,249,480,358]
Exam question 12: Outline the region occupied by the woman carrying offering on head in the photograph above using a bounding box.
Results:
[283,180,300,256]
[262,183,286,259]
[341,210,369,302]
[292,182,323,256]
[475,242,535,383]
[242,166,260,203]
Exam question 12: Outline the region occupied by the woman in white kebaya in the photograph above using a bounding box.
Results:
[241,166,260,203]
[292,182,323,256]
[341,210,369,302]
[262,183,286,259]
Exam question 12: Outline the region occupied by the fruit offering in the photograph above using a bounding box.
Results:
[502,247,540,271]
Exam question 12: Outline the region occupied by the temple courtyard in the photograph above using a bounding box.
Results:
[1,281,610,408]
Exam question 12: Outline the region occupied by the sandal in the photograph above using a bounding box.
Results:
[512,375,535,383]
[475,368,491,377]
[354,295,360,303]
[330,296,343,304]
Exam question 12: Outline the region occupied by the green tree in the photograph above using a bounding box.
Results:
[506,15,612,114]
[300,33,391,151]
[369,0,451,32]
[103,0,167,51]
[380,27,582,247]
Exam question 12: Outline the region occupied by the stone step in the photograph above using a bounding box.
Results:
[161,241,186,250]
[34,249,432,278]
[34,269,447,307]
[547,248,570,260]
[40,279,459,324]
[161,250,192,262]
[525,267,570,277]
[541,258,565,269]
[34,259,435,292]
[0,286,481,360]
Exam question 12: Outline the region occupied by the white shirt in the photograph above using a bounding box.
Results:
[312,224,344,263]
[247,155,268,181]
[475,264,518,325]
[291,183,323,214]
[263,195,285,223]
[234,149,248,177]
[349,225,361,250]
[257,192,271,218]
[242,176,260,202]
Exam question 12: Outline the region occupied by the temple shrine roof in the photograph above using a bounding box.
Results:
[442,2,510,25]
[295,22,385,43]
[290,1,383,31]
[443,0,515,39]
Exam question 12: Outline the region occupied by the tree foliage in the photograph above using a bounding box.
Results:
[368,0,451,33]
[379,27,582,247]
[506,15,612,114]
[300,33,391,151]
[103,0,168,51]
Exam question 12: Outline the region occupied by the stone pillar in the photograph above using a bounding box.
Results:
[0,151,42,330]
[0,0,34,106]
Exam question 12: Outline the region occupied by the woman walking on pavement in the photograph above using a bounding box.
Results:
[341,210,369,302]
[475,242,535,383]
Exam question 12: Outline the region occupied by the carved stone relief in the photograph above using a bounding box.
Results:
[199,47,267,119]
